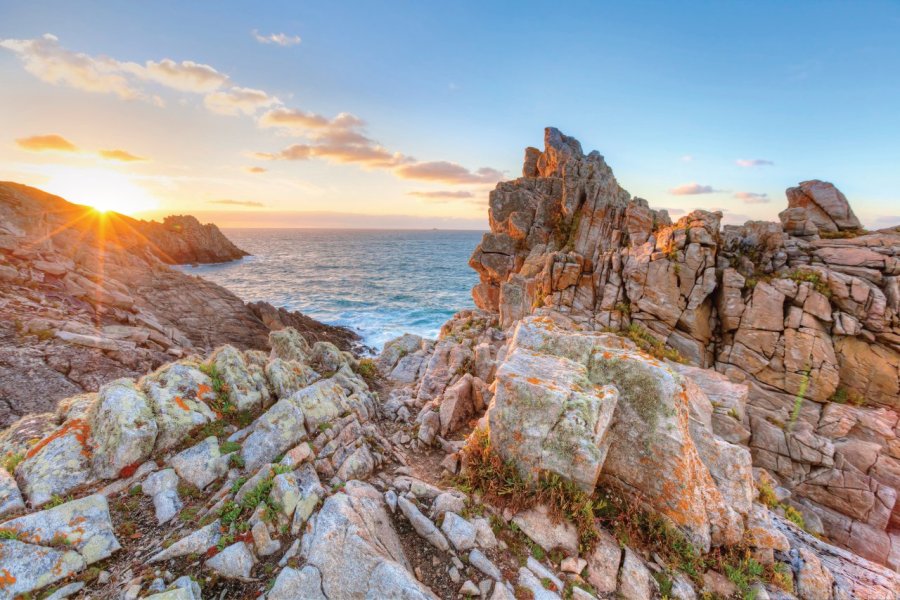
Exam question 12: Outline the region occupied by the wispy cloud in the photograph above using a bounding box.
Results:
[3,34,504,187]
[209,199,265,207]
[669,182,719,195]
[205,86,280,115]
[733,191,769,204]
[736,158,774,167]
[396,162,503,185]
[408,190,475,199]
[252,30,301,47]
[681,155,693,162]
[15,134,78,152]
[0,34,228,100]
[244,166,267,174]
[99,148,146,162]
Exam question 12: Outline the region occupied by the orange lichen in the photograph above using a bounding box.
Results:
[173,396,190,411]
[0,568,15,586]
[526,377,542,385]
[25,418,92,460]
[197,383,212,398]
[118,462,141,478]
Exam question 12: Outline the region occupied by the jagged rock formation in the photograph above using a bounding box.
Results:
[0,182,357,426]
[467,128,900,567]
[130,214,248,265]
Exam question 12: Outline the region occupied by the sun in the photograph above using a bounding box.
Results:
[41,166,160,215]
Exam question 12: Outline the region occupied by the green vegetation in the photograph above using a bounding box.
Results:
[2,451,24,473]
[590,354,669,431]
[219,440,242,454]
[788,369,810,432]
[758,478,808,532]
[199,363,236,416]
[458,428,602,552]
[787,269,831,297]
[619,322,686,364]
[819,228,867,239]
[829,386,865,406]
[0,529,20,540]
[356,358,378,383]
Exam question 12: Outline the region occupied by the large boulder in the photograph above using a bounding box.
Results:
[90,379,158,479]
[485,317,750,551]
[780,180,861,237]
[300,481,437,599]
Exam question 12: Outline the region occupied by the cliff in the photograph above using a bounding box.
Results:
[0,182,358,426]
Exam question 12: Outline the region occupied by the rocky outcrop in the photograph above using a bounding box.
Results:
[464,127,900,569]
[129,214,248,265]
[0,182,358,426]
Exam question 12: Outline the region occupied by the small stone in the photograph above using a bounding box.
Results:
[449,566,461,583]
[460,580,480,596]
[205,541,255,579]
[252,521,281,556]
[398,496,449,552]
[469,549,503,581]
[441,511,477,552]
[384,489,398,513]
[473,517,498,549]
[170,436,229,490]
[527,556,564,592]
[150,520,222,562]
[561,556,587,574]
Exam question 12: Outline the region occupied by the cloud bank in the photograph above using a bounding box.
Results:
[669,182,719,195]
[16,134,78,152]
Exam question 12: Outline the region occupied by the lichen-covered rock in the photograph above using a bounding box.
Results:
[0,539,84,599]
[90,379,158,479]
[0,495,120,591]
[441,512,476,552]
[15,417,94,507]
[291,464,325,535]
[488,322,618,492]
[0,469,24,517]
[780,180,861,237]
[301,482,437,598]
[170,436,229,490]
[491,317,746,551]
[269,327,311,364]
[141,362,218,452]
[265,358,316,400]
[210,345,265,412]
[240,398,307,473]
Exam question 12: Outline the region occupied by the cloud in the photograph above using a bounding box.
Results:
[395,162,504,185]
[15,134,78,152]
[733,191,770,204]
[0,34,228,99]
[99,148,146,162]
[408,190,475,199]
[669,182,719,195]
[205,86,280,115]
[125,59,227,93]
[872,215,900,229]
[244,166,267,174]
[681,155,694,162]
[209,199,265,207]
[252,30,301,47]
[0,34,140,99]
[2,34,506,188]
[736,158,774,167]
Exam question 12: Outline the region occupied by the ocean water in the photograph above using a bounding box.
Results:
[177,229,484,350]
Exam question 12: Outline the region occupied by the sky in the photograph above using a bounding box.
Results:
[1,1,899,229]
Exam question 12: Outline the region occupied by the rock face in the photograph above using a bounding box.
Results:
[0,182,358,426]
[466,127,900,568]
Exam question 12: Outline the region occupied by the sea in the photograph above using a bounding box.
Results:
[177,229,484,350]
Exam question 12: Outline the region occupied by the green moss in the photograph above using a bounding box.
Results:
[829,386,865,407]
[356,358,378,382]
[2,452,24,473]
[220,440,242,454]
[787,269,831,297]
[590,355,666,431]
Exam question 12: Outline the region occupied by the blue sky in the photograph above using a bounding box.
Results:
[1,0,899,228]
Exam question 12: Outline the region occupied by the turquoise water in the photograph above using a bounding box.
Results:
[177,229,484,349]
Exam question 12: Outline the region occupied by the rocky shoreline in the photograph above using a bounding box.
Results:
[0,182,358,426]
[0,131,898,599]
